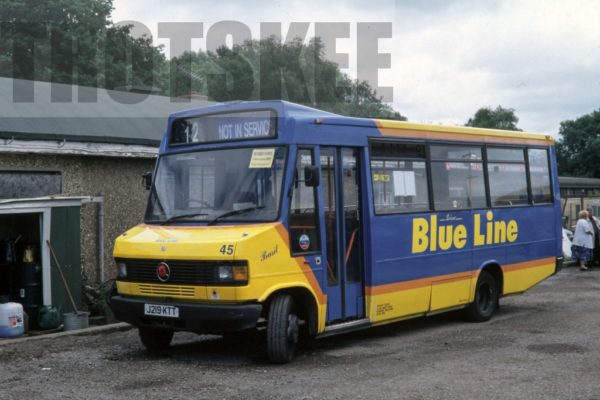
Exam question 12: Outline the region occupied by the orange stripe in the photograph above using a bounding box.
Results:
[501,257,555,273]
[366,256,555,296]
[366,271,472,296]
[274,224,327,305]
[377,127,549,146]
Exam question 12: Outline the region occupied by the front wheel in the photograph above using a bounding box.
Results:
[267,294,299,363]
[139,327,174,351]
[465,271,499,322]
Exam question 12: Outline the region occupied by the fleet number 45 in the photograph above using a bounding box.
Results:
[219,244,234,255]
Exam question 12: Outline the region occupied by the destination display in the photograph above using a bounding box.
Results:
[170,110,277,145]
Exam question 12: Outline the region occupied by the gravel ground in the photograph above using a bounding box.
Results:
[1,266,599,400]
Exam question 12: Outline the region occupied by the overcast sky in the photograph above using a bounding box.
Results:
[112,0,600,137]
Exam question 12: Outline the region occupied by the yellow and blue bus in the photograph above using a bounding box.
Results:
[110,101,562,363]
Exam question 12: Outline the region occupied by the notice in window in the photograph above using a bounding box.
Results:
[249,148,276,168]
[393,170,416,196]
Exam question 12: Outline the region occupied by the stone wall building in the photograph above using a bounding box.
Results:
[0,78,209,294]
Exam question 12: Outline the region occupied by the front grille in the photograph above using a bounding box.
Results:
[118,259,247,286]
[138,284,196,297]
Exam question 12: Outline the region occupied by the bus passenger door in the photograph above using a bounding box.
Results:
[321,147,365,322]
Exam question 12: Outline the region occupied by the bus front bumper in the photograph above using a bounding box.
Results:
[109,295,262,334]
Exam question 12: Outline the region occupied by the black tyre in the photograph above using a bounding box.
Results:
[139,327,174,351]
[465,271,499,322]
[267,294,299,363]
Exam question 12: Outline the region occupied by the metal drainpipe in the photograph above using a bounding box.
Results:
[97,193,105,283]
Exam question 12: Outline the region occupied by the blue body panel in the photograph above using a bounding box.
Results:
[157,100,562,324]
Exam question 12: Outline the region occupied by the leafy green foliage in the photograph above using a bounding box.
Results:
[0,1,405,119]
[103,25,168,92]
[466,106,522,131]
[206,46,255,102]
[556,110,600,177]
[0,0,168,92]
[171,37,406,120]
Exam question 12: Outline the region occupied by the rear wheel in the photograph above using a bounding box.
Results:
[267,294,299,363]
[465,271,499,322]
[139,327,174,351]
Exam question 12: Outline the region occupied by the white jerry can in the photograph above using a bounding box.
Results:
[0,302,25,338]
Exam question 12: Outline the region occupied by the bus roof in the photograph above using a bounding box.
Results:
[371,119,553,145]
[167,100,554,146]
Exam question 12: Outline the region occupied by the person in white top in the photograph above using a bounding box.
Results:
[572,210,594,271]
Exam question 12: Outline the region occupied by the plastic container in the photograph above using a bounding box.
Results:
[0,302,24,338]
[63,311,90,331]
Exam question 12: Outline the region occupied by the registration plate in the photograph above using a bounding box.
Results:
[144,304,179,318]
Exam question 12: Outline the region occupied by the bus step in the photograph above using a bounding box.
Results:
[319,318,371,338]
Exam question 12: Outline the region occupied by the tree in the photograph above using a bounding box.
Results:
[0,0,169,92]
[168,50,210,98]
[103,25,169,93]
[466,106,522,131]
[555,109,600,177]
[170,37,406,120]
[0,1,405,119]
[206,46,255,102]
[329,79,406,120]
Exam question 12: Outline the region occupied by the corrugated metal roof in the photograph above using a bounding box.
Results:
[0,78,212,146]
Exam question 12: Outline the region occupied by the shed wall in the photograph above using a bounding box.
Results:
[0,153,155,283]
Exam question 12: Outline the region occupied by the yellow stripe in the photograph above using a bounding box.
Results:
[366,271,473,296]
[366,256,555,296]
[502,257,556,294]
[365,256,555,323]
[374,120,553,145]
[501,256,555,273]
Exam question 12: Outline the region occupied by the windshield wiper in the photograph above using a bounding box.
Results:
[160,212,209,225]
[207,206,265,226]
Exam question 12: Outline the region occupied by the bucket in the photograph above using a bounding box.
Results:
[63,311,90,331]
[0,302,24,338]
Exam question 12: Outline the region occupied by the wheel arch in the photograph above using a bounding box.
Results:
[261,285,319,337]
[478,261,504,297]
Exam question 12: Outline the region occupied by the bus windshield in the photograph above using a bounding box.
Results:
[145,146,286,224]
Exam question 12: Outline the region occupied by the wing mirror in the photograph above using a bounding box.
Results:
[142,171,153,190]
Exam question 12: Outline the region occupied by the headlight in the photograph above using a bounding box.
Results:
[117,262,127,278]
[218,266,233,281]
[217,265,248,283]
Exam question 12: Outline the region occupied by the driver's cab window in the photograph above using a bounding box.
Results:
[290,148,320,254]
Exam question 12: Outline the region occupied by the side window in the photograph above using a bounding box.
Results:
[487,147,528,206]
[430,145,486,210]
[370,142,430,214]
[528,148,552,204]
[289,149,320,254]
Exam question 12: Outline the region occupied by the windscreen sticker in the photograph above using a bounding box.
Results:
[249,148,275,169]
